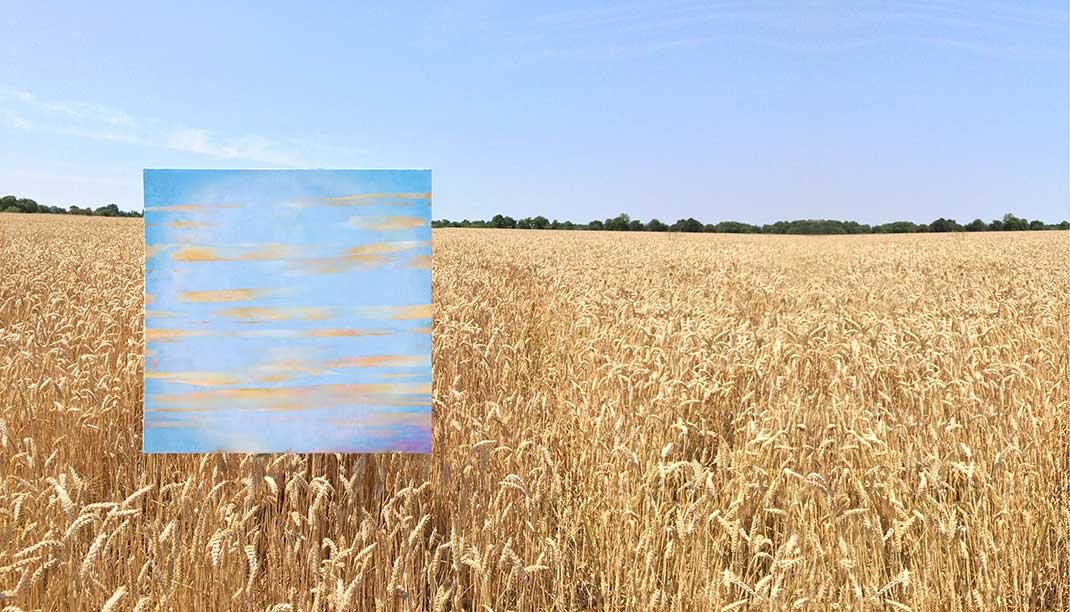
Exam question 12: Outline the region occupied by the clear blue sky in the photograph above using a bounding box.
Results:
[2,1,1067,224]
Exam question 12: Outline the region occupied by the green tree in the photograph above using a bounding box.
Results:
[873,221,921,234]
[711,221,759,233]
[604,213,631,231]
[670,218,703,232]
[645,218,667,231]
[965,219,986,231]
[1002,213,1028,231]
[928,218,960,232]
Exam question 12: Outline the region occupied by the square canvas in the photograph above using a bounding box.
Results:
[143,169,432,453]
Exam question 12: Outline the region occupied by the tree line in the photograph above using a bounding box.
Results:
[4,194,1065,233]
[433,212,1069,234]
[1,195,143,218]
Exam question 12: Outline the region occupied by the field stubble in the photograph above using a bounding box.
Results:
[0,214,1067,610]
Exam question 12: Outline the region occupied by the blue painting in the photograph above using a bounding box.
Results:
[143,169,431,453]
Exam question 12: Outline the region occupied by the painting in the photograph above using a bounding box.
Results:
[143,169,432,453]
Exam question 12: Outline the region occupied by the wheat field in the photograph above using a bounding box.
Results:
[0,214,1067,611]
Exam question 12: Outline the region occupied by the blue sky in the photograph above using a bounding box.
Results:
[2,1,1067,224]
[143,170,431,453]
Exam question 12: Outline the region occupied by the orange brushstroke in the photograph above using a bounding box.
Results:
[359,395,431,407]
[347,240,429,256]
[229,328,392,338]
[179,288,283,303]
[298,192,430,203]
[329,412,430,428]
[355,304,432,320]
[287,242,430,275]
[145,329,204,341]
[346,216,427,231]
[407,255,432,270]
[214,306,334,321]
[254,374,297,383]
[295,254,391,274]
[145,293,155,305]
[146,310,180,318]
[172,243,296,262]
[144,420,203,428]
[324,355,429,368]
[171,246,220,261]
[303,328,391,338]
[144,407,210,414]
[167,221,211,228]
[145,203,240,211]
[145,245,172,260]
[145,371,242,386]
[153,382,431,406]
[285,193,431,209]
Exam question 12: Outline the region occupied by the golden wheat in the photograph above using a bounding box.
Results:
[0,214,1067,610]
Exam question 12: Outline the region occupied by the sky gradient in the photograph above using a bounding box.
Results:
[2,2,1067,225]
[143,169,432,453]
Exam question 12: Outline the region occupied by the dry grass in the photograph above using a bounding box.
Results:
[0,214,1067,610]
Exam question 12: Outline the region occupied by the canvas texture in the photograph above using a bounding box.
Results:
[143,169,432,453]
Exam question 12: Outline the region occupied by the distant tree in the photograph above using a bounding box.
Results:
[874,221,921,234]
[10,191,1036,232]
[1058,221,1070,230]
[1002,213,1028,231]
[16,198,39,213]
[711,221,759,233]
[645,218,668,231]
[670,218,703,232]
[604,213,631,231]
[928,217,962,232]
[782,220,848,235]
